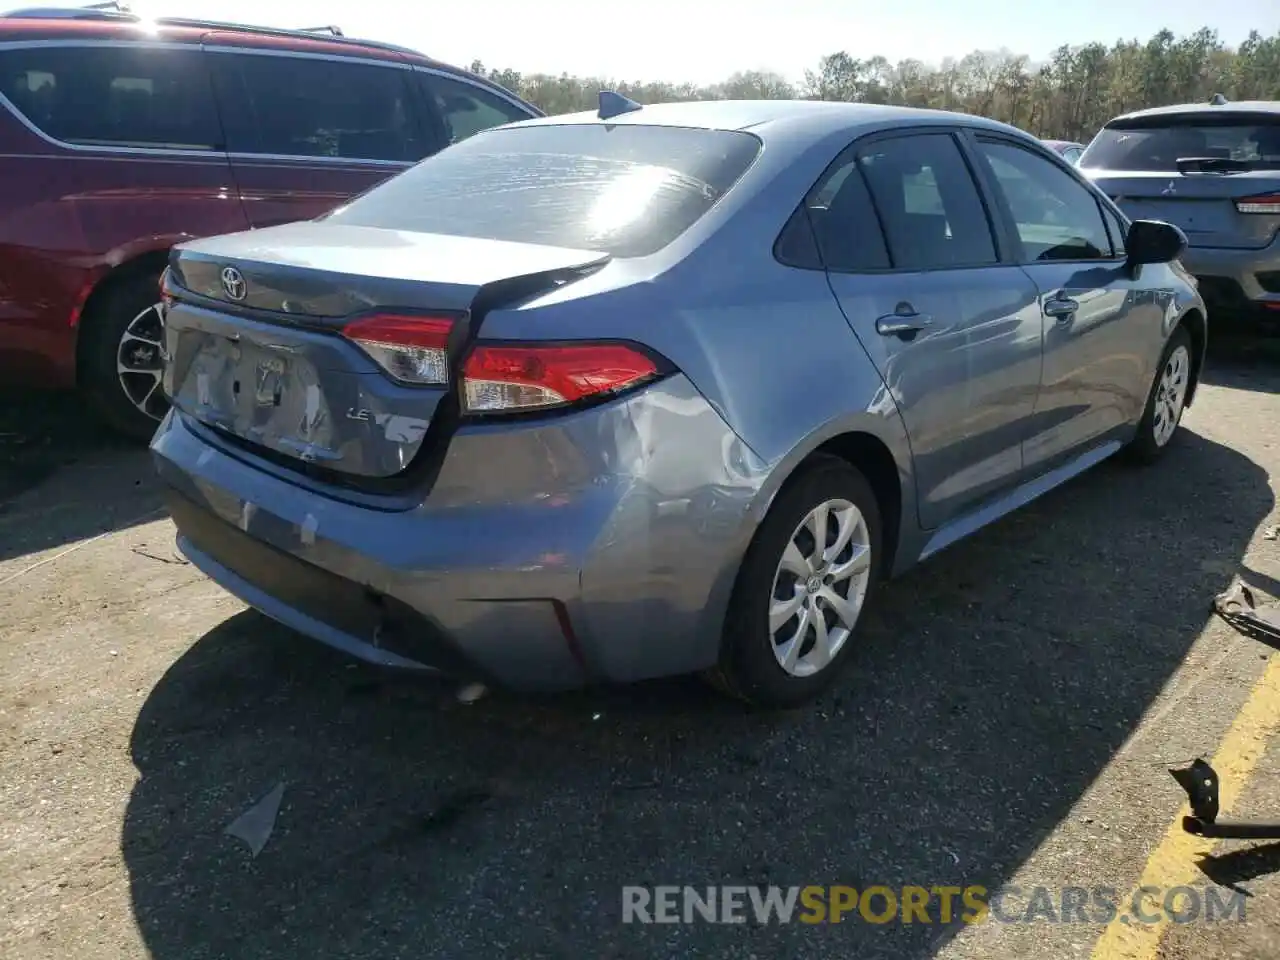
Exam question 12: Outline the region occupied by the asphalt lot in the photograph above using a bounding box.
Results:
[4,339,1280,959]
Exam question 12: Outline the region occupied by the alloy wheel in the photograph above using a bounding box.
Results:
[1152,344,1190,448]
[769,498,872,678]
[116,301,167,421]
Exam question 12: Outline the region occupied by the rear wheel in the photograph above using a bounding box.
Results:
[1124,325,1192,465]
[708,458,882,708]
[79,270,170,442]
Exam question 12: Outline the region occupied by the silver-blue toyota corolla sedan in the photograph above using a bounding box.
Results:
[151,97,1206,708]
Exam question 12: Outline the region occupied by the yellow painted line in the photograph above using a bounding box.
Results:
[1091,653,1280,960]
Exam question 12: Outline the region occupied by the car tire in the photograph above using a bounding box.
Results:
[707,456,883,709]
[79,270,170,443]
[1123,324,1193,466]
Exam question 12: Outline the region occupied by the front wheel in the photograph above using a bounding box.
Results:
[1124,325,1193,465]
[707,458,882,708]
[79,271,170,442]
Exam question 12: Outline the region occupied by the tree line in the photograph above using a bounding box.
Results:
[471,27,1280,142]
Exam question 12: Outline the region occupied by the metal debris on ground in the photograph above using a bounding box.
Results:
[224,782,286,858]
[1213,581,1280,643]
[130,544,189,565]
[1171,758,1280,840]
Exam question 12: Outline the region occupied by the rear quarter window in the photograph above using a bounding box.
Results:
[322,123,762,258]
[417,72,533,145]
[1081,114,1280,172]
[0,44,221,150]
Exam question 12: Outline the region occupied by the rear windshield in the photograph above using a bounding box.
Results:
[1080,114,1280,172]
[322,123,763,258]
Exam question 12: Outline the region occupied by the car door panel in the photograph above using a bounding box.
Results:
[968,135,1161,472]
[811,130,1044,530]
[1017,264,1157,470]
[204,43,435,228]
[830,270,1044,528]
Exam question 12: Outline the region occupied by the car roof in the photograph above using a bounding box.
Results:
[515,98,1039,146]
[0,14,435,68]
[1109,100,1280,123]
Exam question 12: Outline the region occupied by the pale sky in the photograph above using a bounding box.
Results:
[126,0,1280,86]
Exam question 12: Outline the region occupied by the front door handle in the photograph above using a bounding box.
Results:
[875,309,934,337]
[1043,294,1079,321]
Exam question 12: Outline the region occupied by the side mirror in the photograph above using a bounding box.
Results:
[1126,219,1187,266]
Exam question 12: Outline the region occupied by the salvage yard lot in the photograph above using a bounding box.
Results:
[4,341,1280,960]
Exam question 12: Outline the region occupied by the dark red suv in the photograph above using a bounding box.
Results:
[0,7,541,438]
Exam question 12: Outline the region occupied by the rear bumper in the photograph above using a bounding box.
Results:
[150,375,767,691]
[1178,238,1280,318]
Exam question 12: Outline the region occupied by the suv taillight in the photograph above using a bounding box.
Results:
[461,342,661,414]
[342,314,454,385]
[1235,192,1280,214]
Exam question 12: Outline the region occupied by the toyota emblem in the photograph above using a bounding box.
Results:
[220,266,247,301]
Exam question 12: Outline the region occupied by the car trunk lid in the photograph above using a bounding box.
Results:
[162,222,609,481]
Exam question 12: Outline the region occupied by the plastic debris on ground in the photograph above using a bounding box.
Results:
[224,782,286,858]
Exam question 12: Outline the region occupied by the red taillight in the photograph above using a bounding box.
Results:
[461,342,660,414]
[1235,193,1280,214]
[342,314,454,385]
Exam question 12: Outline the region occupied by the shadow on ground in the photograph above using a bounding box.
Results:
[120,423,1272,959]
[1198,844,1280,894]
[1199,332,1280,394]
[0,389,160,564]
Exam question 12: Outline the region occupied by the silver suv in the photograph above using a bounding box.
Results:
[1080,97,1280,329]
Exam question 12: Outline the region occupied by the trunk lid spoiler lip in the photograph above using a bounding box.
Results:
[167,225,614,320]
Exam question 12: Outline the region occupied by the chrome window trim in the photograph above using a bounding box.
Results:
[225,152,412,169]
[201,44,412,71]
[0,39,199,52]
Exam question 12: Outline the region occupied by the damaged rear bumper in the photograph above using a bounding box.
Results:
[150,374,767,691]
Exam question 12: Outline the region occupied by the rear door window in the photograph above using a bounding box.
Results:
[208,52,434,162]
[323,123,762,258]
[416,72,533,145]
[0,44,221,150]
[1080,114,1280,171]
[854,133,998,270]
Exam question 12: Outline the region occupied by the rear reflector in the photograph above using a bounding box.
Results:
[1235,193,1280,214]
[342,314,454,385]
[462,342,659,414]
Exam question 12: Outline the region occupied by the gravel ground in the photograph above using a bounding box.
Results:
[3,341,1280,960]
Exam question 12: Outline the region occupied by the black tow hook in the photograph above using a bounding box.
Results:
[1170,758,1280,839]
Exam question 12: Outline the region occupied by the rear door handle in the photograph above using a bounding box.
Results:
[875,310,934,337]
[1043,295,1079,321]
